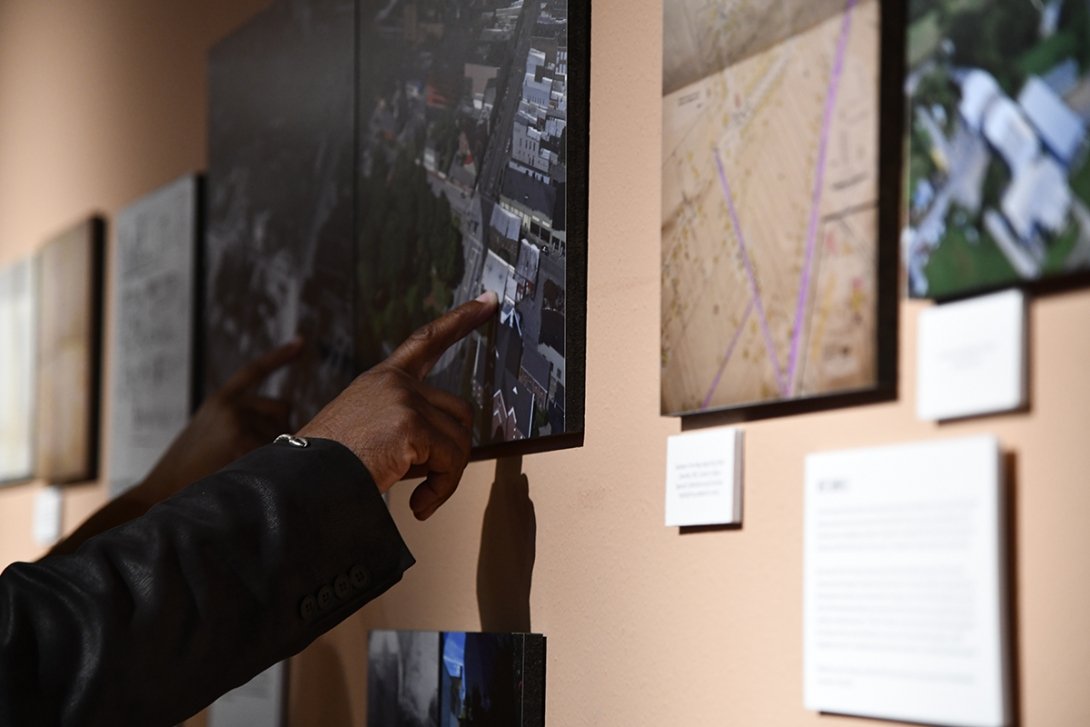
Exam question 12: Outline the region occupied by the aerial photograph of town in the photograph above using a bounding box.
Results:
[356,0,572,446]
[905,0,1090,298]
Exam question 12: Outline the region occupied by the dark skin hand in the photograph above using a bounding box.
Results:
[299,291,499,520]
[48,339,304,557]
[136,338,303,504]
[47,291,496,556]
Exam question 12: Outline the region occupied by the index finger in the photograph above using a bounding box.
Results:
[385,291,499,380]
[222,337,304,395]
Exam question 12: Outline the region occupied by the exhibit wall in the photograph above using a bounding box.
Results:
[0,1,1088,726]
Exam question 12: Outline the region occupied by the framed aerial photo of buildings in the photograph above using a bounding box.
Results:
[356,0,587,455]
[0,255,39,485]
[37,217,105,484]
[904,0,1090,299]
[205,0,358,426]
[660,0,900,418]
[367,630,546,727]
[108,175,201,499]
[205,0,587,457]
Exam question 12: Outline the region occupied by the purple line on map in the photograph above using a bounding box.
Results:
[713,147,786,394]
[702,297,755,410]
[785,0,856,397]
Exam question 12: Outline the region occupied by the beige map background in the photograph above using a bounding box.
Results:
[662,0,879,415]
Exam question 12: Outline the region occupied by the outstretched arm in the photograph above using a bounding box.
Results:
[49,338,303,558]
[1,292,497,726]
[2,438,413,726]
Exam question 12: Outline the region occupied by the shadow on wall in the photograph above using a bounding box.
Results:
[477,455,537,632]
[282,456,538,727]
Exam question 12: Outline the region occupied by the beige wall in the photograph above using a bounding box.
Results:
[2,1,1089,725]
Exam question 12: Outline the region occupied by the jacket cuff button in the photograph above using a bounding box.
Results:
[300,595,318,622]
[350,565,369,589]
[317,585,335,611]
[334,575,352,599]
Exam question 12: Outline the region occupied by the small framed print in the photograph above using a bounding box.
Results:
[37,217,105,484]
[0,255,40,485]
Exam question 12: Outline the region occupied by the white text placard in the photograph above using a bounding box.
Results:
[804,436,1010,727]
[917,289,1026,421]
[665,428,743,527]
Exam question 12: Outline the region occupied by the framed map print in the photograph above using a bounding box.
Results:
[661,0,898,417]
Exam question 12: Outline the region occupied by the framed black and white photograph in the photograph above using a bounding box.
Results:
[108,175,202,498]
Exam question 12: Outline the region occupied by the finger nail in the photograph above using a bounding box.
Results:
[475,291,499,307]
[412,495,435,513]
[412,495,439,520]
[415,504,437,521]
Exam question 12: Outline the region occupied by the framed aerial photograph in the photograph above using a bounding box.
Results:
[660,0,899,418]
[356,0,587,455]
[205,0,587,457]
[904,0,1090,299]
[367,630,545,727]
[37,217,105,484]
[205,0,358,425]
[0,255,39,485]
[108,175,202,499]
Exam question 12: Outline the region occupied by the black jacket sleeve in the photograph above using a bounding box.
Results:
[0,437,414,726]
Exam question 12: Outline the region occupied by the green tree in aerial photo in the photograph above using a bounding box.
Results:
[356,148,465,366]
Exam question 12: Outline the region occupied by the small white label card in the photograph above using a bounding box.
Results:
[665,427,743,527]
[804,435,1010,727]
[33,486,63,547]
[208,660,287,727]
[917,289,1026,421]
